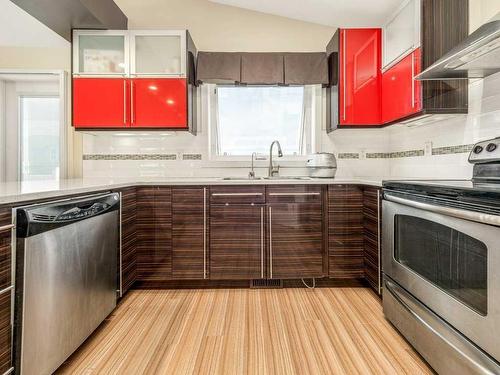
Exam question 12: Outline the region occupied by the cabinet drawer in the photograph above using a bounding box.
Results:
[267,185,323,203]
[0,209,12,291]
[0,289,12,374]
[210,186,265,204]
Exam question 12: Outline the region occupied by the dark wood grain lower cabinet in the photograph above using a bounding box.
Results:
[268,202,324,279]
[328,185,365,278]
[136,186,172,281]
[0,289,12,374]
[120,187,137,293]
[209,204,265,280]
[364,187,381,294]
[0,208,12,291]
[172,187,206,280]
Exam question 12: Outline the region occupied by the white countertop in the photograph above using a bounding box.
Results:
[0,177,383,205]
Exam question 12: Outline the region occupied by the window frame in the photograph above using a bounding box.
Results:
[207,84,321,162]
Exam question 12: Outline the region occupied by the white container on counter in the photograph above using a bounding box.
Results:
[306,153,337,178]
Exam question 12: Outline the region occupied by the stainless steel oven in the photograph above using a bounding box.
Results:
[382,190,500,374]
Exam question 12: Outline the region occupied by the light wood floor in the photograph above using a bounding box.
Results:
[57,286,433,375]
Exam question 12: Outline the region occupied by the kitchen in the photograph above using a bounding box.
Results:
[0,0,499,374]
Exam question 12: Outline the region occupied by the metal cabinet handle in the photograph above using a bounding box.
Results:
[0,285,13,296]
[384,192,500,226]
[123,80,127,125]
[0,224,14,232]
[211,193,263,196]
[130,80,135,125]
[411,52,415,108]
[203,187,207,279]
[260,206,264,279]
[268,192,320,196]
[377,190,381,294]
[342,29,347,121]
[268,206,273,279]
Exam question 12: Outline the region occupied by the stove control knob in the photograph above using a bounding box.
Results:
[473,145,484,154]
[486,143,497,152]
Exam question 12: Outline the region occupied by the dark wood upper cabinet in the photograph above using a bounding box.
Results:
[136,186,172,281]
[172,187,207,280]
[328,185,365,278]
[209,204,265,280]
[267,186,325,279]
[419,0,469,115]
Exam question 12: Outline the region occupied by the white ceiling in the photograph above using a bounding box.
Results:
[208,0,405,27]
[0,0,68,48]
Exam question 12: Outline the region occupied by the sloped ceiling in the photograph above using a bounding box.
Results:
[209,0,404,27]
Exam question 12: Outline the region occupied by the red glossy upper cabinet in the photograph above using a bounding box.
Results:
[130,78,187,128]
[339,28,382,126]
[382,48,422,123]
[73,78,129,128]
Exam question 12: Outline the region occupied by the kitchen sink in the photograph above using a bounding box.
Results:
[220,176,311,181]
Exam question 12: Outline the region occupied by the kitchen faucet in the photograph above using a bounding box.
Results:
[268,140,283,178]
[249,152,257,179]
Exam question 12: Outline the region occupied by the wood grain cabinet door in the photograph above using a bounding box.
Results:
[328,185,365,278]
[268,202,324,279]
[209,204,265,280]
[136,186,172,281]
[363,187,381,294]
[119,188,137,294]
[172,187,207,280]
[0,290,11,374]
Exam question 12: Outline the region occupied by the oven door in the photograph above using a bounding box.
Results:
[383,192,500,362]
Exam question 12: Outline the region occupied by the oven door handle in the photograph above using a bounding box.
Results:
[384,192,500,227]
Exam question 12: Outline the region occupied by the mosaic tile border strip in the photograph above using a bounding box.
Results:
[432,144,474,155]
[182,153,202,160]
[337,153,360,159]
[83,154,177,161]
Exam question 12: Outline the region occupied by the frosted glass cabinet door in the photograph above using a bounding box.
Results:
[74,32,128,75]
[131,32,186,76]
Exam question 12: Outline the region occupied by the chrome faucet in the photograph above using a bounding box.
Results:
[249,152,257,179]
[268,140,283,178]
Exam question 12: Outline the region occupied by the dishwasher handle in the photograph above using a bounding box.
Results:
[16,193,120,238]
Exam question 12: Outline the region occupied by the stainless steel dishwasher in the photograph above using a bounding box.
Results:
[13,193,120,375]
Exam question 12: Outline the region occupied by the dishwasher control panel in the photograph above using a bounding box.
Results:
[16,193,120,237]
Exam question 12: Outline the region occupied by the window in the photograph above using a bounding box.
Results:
[20,96,60,181]
[212,85,316,157]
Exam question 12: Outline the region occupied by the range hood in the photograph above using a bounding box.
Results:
[416,14,500,80]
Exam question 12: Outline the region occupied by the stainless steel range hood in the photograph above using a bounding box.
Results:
[416,14,500,80]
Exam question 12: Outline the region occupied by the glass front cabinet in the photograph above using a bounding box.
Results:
[72,30,196,131]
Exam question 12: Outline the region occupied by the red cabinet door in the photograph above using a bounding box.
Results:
[339,28,382,126]
[130,78,187,128]
[73,78,128,128]
[382,48,422,123]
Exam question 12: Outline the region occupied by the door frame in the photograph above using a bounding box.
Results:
[0,69,68,182]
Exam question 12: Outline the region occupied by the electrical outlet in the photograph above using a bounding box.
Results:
[424,141,433,156]
[360,149,366,159]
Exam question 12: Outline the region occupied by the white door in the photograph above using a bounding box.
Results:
[0,73,65,182]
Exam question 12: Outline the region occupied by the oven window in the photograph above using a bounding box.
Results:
[395,215,487,315]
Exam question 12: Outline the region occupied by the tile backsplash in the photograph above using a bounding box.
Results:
[82,72,500,180]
